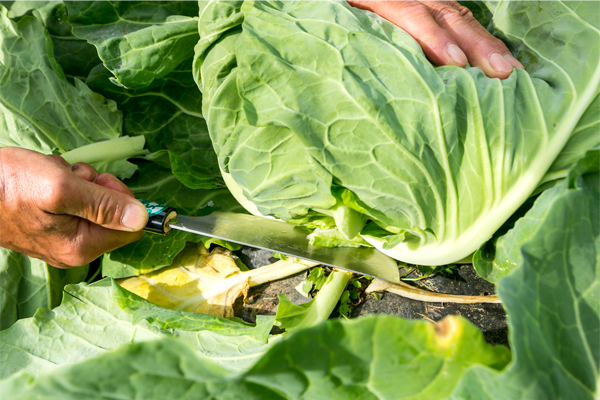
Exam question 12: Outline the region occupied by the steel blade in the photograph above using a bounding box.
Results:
[169,212,399,283]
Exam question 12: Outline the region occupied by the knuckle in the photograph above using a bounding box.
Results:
[38,172,71,211]
[469,35,498,52]
[493,37,509,51]
[432,6,462,22]
[70,162,98,181]
[407,1,428,11]
[401,2,430,19]
[457,6,475,21]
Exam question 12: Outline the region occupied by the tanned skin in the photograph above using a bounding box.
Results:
[0,147,147,268]
[348,1,523,79]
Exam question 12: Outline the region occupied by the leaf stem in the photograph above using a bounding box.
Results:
[61,136,147,165]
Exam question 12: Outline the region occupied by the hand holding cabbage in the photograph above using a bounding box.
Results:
[196,0,599,266]
[348,0,523,78]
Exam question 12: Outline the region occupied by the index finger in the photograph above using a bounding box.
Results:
[455,4,523,70]
[425,1,515,78]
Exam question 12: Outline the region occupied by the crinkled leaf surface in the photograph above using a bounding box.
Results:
[102,161,243,278]
[195,0,337,221]
[0,2,135,177]
[5,1,102,80]
[0,315,510,400]
[450,157,599,399]
[0,249,87,331]
[0,278,275,380]
[196,0,600,266]
[66,1,199,88]
[0,7,122,153]
[86,61,222,189]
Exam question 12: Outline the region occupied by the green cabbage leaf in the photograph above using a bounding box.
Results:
[65,1,200,89]
[0,278,276,379]
[86,61,223,189]
[0,249,88,331]
[196,0,600,266]
[0,5,121,155]
[0,315,511,400]
[451,148,599,400]
[2,145,596,400]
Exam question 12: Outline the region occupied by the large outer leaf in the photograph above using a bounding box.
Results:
[450,160,599,399]
[2,154,597,399]
[542,94,600,185]
[195,0,337,221]
[0,5,100,311]
[66,1,199,88]
[5,1,102,80]
[196,0,600,266]
[474,147,599,282]
[0,315,510,399]
[86,62,222,189]
[102,161,243,278]
[0,279,274,379]
[0,250,47,331]
[0,6,121,153]
[0,249,88,331]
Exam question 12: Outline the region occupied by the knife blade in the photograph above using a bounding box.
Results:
[140,200,399,283]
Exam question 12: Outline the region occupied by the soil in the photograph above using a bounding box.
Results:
[233,246,508,346]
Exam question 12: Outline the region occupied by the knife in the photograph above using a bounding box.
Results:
[140,200,399,283]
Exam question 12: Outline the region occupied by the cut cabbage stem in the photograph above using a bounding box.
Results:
[61,135,148,165]
[366,279,500,304]
[274,269,352,333]
[293,269,351,330]
[246,259,319,286]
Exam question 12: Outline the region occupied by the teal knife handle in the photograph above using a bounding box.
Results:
[138,199,178,235]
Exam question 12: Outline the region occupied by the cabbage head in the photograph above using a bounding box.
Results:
[194,1,599,265]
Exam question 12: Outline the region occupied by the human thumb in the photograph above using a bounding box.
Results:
[53,174,149,232]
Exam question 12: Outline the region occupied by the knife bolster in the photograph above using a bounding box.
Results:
[143,206,178,235]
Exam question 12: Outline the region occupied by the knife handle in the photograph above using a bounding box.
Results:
[138,199,178,235]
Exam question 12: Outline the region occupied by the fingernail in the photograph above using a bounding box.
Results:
[446,44,467,65]
[489,52,513,73]
[122,203,148,231]
[503,53,524,69]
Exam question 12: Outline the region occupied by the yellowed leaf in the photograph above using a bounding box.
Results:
[118,242,247,317]
[118,242,316,318]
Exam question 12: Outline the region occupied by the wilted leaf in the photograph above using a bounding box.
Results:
[119,243,248,318]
